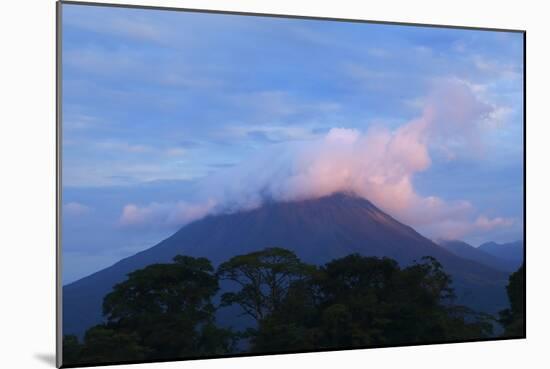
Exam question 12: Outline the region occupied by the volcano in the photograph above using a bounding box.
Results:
[63,193,509,337]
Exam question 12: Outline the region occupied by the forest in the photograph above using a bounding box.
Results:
[63,247,525,366]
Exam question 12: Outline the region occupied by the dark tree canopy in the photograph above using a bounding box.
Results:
[499,264,525,337]
[217,247,315,322]
[64,248,497,365]
[227,252,493,352]
[64,255,234,365]
[62,335,83,364]
[103,255,218,324]
[78,326,149,363]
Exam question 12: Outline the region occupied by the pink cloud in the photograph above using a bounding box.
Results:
[64,202,91,217]
[119,200,216,229]
[118,80,515,240]
[475,215,515,231]
[419,215,515,242]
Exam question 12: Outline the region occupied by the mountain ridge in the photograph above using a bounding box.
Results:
[63,192,509,337]
[478,240,524,272]
[438,239,519,273]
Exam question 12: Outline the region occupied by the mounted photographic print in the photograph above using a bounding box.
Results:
[57,1,526,367]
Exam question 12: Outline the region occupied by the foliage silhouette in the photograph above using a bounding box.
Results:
[247,253,493,352]
[63,255,234,365]
[64,248,499,365]
[499,264,525,337]
[217,247,315,322]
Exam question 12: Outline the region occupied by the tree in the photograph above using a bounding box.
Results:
[73,255,235,363]
[78,325,149,364]
[246,252,493,352]
[217,247,315,322]
[66,249,496,363]
[387,257,493,342]
[248,275,321,352]
[499,264,525,337]
[103,256,219,326]
[314,254,401,347]
[62,335,83,365]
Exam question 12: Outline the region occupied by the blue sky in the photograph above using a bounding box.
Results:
[62,4,524,284]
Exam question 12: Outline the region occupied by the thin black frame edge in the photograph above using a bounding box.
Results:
[58,0,526,34]
[522,30,527,340]
[55,1,527,368]
[56,0,63,367]
[59,335,527,369]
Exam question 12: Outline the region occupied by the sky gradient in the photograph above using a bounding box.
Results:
[62,4,524,284]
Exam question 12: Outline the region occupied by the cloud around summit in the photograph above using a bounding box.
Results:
[119,80,515,240]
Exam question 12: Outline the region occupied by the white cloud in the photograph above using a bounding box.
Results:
[64,202,91,216]
[475,215,515,231]
[64,47,140,76]
[165,147,187,157]
[96,140,153,154]
[119,200,216,228]
[471,55,522,81]
[220,124,319,143]
[229,90,341,121]
[64,113,99,130]
[64,9,163,44]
